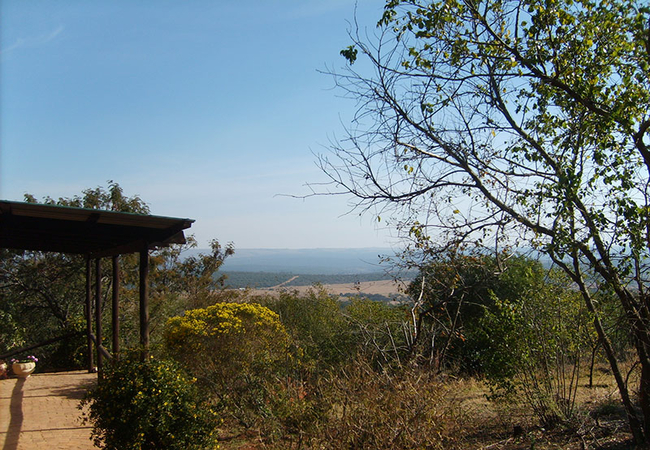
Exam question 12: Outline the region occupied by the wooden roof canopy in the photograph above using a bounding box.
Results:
[0,199,195,368]
[0,200,194,257]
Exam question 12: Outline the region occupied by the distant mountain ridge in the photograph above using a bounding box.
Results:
[187,246,557,275]
[216,248,394,275]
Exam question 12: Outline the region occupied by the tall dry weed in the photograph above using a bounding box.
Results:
[304,361,467,449]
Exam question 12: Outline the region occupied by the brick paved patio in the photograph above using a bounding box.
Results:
[0,370,97,449]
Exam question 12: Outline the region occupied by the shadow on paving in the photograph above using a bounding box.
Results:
[3,378,26,450]
[0,371,97,450]
[50,381,96,401]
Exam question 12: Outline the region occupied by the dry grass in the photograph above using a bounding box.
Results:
[455,364,636,450]
[216,363,637,449]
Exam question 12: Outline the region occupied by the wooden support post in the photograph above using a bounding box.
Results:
[85,257,94,372]
[112,255,120,360]
[95,258,103,375]
[139,246,150,360]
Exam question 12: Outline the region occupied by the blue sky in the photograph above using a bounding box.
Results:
[1,1,396,249]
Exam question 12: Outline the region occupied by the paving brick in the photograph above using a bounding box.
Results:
[0,370,97,449]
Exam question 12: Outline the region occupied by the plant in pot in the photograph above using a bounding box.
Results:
[0,360,7,379]
[10,355,38,378]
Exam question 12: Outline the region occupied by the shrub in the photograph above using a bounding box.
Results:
[307,361,464,449]
[80,354,218,450]
[164,302,291,427]
[480,270,592,426]
[344,298,409,368]
[255,288,353,373]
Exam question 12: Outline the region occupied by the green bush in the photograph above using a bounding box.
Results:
[255,287,354,373]
[479,269,592,426]
[81,354,218,450]
[344,297,409,367]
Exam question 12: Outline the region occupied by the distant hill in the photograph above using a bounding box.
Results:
[189,246,556,275]
[218,248,395,275]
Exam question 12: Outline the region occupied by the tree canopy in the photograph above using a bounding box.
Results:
[323,0,650,443]
[0,182,233,366]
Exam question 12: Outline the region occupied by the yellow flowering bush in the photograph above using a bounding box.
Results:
[164,302,291,426]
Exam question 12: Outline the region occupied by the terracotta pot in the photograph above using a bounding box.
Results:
[12,362,36,378]
[0,362,7,379]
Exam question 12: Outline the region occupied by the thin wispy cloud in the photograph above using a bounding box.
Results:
[1,25,64,55]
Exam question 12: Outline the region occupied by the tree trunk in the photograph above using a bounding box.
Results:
[640,360,650,447]
[589,343,598,389]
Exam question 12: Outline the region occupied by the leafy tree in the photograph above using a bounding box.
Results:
[322,0,650,443]
[0,182,150,367]
[0,182,232,366]
[256,288,412,373]
[0,305,25,354]
[23,181,151,213]
[407,252,503,371]
[406,253,565,375]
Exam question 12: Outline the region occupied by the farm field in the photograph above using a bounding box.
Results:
[250,278,408,302]
[225,271,410,302]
